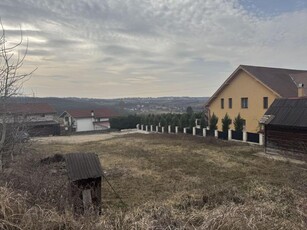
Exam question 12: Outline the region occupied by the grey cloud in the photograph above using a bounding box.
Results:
[1,0,307,98]
[27,49,53,57]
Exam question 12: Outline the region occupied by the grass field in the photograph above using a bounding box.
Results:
[1,133,307,229]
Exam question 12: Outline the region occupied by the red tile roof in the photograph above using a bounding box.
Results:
[0,103,56,115]
[65,108,118,119]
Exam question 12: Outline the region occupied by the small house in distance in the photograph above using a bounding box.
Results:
[0,103,60,136]
[261,98,307,156]
[65,152,103,215]
[60,108,118,132]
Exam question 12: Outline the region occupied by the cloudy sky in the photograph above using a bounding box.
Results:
[1,0,307,98]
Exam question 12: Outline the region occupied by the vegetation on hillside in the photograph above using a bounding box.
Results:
[110,107,208,130]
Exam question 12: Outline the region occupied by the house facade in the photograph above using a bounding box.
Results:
[60,108,117,132]
[206,65,307,132]
[261,98,307,155]
[0,103,60,136]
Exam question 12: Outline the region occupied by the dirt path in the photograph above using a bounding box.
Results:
[33,129,148,144]
[255,152,306,165]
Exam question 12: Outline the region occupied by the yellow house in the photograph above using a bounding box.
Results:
[205,65,307,132]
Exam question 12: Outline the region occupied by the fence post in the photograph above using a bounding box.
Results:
[156,126,159,132]
[136,124,139,130]
[175,126,178,134]
[141,125,143,130]
[203,128,206,137]
[243,131,247,142]
[183,128,187,134]
[150,125,153,132]
[214,130,218,138]
[162,127,165,133]
[193,127,196,136]
[145,125,148,132]
[228,129,232,140]
[168,125,171,133]
[259,133,264,145]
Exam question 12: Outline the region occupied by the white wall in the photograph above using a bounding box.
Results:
[76,118,94,132]
[94,122,110,130]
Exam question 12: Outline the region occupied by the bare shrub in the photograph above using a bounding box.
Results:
[0,152,69,211]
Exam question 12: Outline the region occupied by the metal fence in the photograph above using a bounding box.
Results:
[247,132,259,143]
[186,128,192,134]
[196,128,203,136]
[206,129,215,137]
[218,131,228,140]
[232,130,243,141]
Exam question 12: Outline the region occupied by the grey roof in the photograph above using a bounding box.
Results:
[0,103,57,115]
[241,65,307,98]
[65,153,103,181]
[206,65,307,106]
[264,98,307,127]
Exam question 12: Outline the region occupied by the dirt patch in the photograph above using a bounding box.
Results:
[255,152,306,165]
[32,129,148,144]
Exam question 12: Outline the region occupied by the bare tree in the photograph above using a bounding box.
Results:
[0,21,35,170]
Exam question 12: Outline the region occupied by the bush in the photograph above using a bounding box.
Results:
[179,114,189,128]
[110,115,141,130]
[209,113,218,130]
[233,114,244,132]
[222,113,232,133]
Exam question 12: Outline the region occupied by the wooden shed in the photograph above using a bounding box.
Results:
[65,153,103,215]
[261,98,307,156]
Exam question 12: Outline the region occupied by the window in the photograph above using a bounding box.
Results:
[263,97,268,109]
[221,98,224,109]
[241,97,248,108]
[228,98,232,109]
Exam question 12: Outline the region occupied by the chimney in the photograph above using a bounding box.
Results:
[298,83,305,97]
[91,110,94,117]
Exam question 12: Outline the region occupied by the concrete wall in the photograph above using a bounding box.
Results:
[208,70,278,132]
[76,118,94,132]
[94,122,110,130]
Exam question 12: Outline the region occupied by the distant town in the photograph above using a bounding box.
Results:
[10,96,209,115]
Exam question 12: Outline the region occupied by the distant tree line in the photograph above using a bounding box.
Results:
[109,115,141,130]
[110,107,208,130]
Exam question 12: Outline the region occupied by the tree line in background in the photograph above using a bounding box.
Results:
[110,107,208,130]
[110,105,247,133]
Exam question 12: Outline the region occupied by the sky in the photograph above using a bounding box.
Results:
[0,0,307,98]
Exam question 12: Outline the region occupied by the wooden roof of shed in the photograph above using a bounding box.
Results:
[264,98,307,128]
[65,153,103,182]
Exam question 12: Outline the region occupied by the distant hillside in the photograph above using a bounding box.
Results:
[9,97,209,115]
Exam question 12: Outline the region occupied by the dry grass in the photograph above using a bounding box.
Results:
[1,133,307,229]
